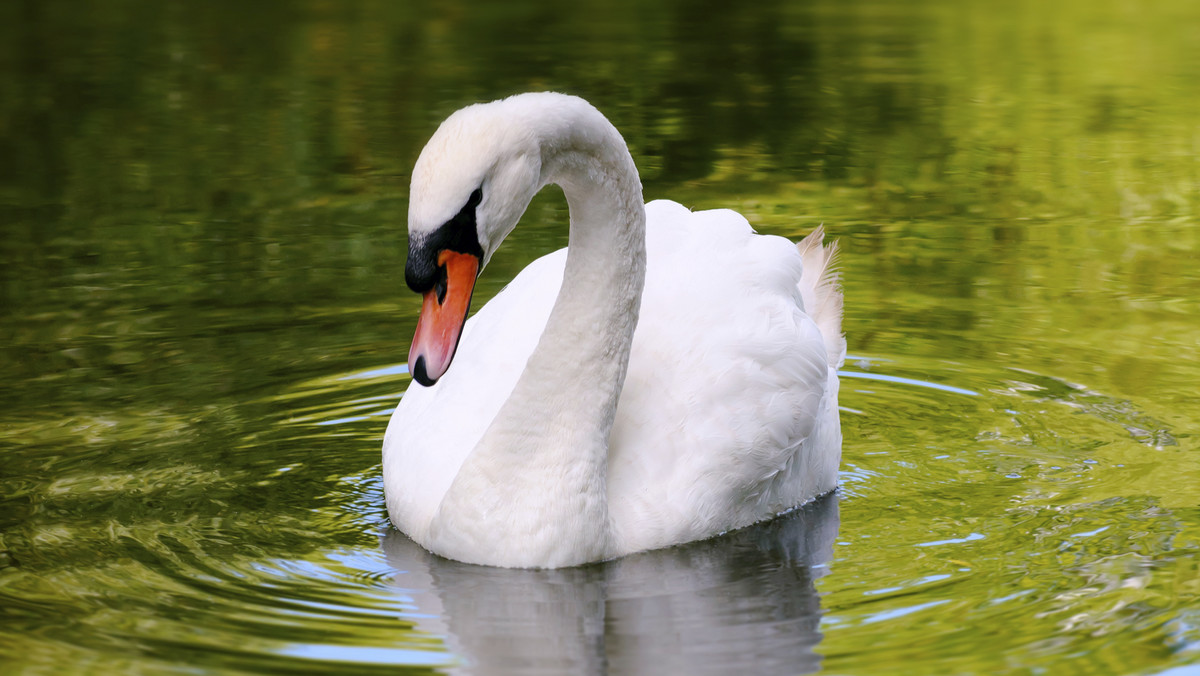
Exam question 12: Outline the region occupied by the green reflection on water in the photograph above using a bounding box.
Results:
[1,0,1198,673]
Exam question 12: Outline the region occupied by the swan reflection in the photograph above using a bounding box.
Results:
[382,492,839,675]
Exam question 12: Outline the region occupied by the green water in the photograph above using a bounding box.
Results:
[2,0,1199,673]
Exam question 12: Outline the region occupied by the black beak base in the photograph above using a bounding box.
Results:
[405,188,484,294]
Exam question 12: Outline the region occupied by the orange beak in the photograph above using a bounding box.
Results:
[408,250,480,386]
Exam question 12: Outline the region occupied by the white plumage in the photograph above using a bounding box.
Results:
[383,93,844,568]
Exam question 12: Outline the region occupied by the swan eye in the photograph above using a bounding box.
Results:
[434,266,448,305]
[465,188,483,211]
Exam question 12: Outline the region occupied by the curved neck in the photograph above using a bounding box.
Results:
[428,99,646,567]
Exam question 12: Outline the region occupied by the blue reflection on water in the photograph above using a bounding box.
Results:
[340,364,410,380]
[838,370,979,397]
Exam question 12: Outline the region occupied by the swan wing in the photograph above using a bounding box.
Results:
[607,200,840,553]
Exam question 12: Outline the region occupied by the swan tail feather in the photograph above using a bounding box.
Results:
[797,226,846,369]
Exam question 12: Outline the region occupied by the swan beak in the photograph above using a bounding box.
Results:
[409,250,479,386]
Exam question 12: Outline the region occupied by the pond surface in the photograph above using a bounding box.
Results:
[2,0,1199,673]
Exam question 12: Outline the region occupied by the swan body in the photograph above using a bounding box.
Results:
[383,93,844,568]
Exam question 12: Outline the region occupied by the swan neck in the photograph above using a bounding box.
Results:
[429,99,645,567]
[533,106,647,433]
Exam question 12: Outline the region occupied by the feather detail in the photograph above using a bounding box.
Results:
[796,226,846,369]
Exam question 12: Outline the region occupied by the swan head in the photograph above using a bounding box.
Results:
[405,96,550,386]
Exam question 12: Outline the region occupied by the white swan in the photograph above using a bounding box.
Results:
[383,92,845,569]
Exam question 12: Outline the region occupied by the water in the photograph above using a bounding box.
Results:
[2,0,1199,673]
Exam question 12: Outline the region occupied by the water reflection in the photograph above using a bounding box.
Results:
[381,492,840,675]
